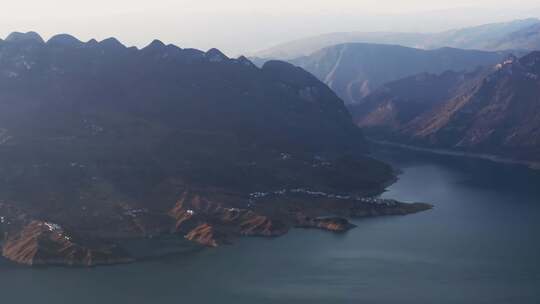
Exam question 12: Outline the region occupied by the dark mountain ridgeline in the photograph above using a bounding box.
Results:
[0,32,431,266]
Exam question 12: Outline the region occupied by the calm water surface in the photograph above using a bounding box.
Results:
[1,148,539,303]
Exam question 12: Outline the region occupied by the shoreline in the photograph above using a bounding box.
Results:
[0,191,432,268]
[368,138,540,170]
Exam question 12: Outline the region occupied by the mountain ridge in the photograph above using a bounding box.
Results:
[0,31,431,266]
[253,18,540,59]
[352,51,540,162]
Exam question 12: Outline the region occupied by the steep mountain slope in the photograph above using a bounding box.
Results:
[289,43,505,104]
[350,69,487,131]
[352,52,540,162]
[253,18,539,59]
[0,32,430,266]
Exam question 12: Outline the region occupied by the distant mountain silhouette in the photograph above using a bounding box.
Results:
[352,52,540,162]
[489,23,540,51]
[286,43,507,104]
[253,18,540,59]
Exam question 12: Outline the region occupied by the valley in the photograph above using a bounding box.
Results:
[353,52,540,163]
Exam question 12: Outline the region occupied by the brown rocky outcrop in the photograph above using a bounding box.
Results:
[169,191,289,246]
[295,214,356,232]
[184,223,227,247]
[2,220,133,266]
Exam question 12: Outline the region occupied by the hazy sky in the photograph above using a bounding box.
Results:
[1,0,540,55]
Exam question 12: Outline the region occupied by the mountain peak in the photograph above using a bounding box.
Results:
[98,37,126,50]
[205,48,228,62]
[142,40,166,54]
[145,39,165,49]
[5,31,44,44]
[235,56,257,68]
[85,39,98,48]
[47,34,83,47]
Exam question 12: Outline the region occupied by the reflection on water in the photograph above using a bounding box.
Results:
[1,148,539,304]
